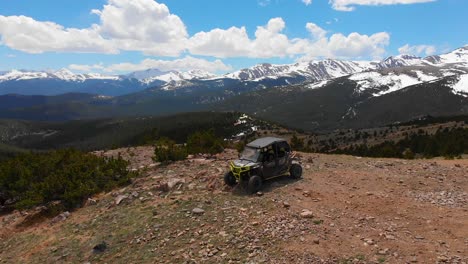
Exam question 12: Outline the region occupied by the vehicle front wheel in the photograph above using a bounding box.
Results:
[289,164,303,179]
[247,175,263,194]
[224,171,237,187]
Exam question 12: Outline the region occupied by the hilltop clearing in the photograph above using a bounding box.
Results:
[0,148,467,263]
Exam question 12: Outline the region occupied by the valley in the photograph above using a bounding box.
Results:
[0,47,467,132]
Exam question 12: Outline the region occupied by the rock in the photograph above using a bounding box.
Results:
[115,195,128,205]
[86,198,97,206]
[378,248,389,255]
[313,238,320,244]
[283,201,290,208]
[192,208,205,215]
[167,178,185,189]
[131,191,139,198]
[154,183,169,192]
[300,210,314,218]
[256,192,264,197]
[93,241,108,253]
[51,211,70,223]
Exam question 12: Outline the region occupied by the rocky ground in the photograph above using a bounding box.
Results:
[0,147,467,264]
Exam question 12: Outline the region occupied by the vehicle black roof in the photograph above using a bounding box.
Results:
[246,137,286,148]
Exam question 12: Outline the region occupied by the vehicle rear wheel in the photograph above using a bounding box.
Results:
[247,175,263,194]
[224,171,237,187]
[290,164,303,179]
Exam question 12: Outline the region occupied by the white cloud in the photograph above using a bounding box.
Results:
[69,56,232,73]
[0,0,187,56]
[297,31,390,61]
[0,15,116,54]
[188,26,252,58]
[0,0,392,63]
[189,18,296,58]
[398,44,436,56]
[306,23,327,39]
[330,0,436,11]
[69,63,107,72]
[189,18,389,60]
[92,0,188,56]
[189,18,331,59]
[302,0,313,5]
[327,32,390,58]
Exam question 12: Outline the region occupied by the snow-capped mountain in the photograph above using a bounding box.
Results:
[424,46,468,66]
[224,59,377,82]
[126,69,216,84]
[449,74,468,97]
[304,46,468,97]
[221,46,468,83]
[0,69,143,96]
[0,69,120,82]
[0,68,216,96]
[1,46,467,97]
[376,54,422,69]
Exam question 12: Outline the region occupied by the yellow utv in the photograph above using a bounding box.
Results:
[225,137,302,194]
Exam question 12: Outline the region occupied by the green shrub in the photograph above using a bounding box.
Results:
[235,141,246,153]
[186,130,224,155]
[402,148,415,159]
[0,149,136,211]
[152,138,187,163]
[332,127,468,159]
[290,134,305,151]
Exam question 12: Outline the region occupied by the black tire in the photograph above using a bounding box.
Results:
[247,175,263,194]
[224,171,237,187]
[290,164,303,179]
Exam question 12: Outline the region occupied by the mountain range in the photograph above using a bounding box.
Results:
[0,46,467,131]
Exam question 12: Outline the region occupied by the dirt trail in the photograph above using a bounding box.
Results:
[0,147,467,263]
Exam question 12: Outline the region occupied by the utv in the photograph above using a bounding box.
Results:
[224,137,302,194]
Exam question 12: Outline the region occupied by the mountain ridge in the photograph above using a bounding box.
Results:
[2,46,467,96]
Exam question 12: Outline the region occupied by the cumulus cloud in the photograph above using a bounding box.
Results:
[297,31,390,61]
[302,0,313,5]
[330,0,436,11]
[189,18,389,60]
[0,15,116,54]
[189,18,374,59]
[188,18,298,58]
[69,56,232,73]
[398,44,436,56]
[306,23,327,39]
[92,0,188,56]
[0,0,392,62]
[327,32,390,58]
[0,0,187,56]
[69,63,108,72]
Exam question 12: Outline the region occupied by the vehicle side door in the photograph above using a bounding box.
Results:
[262,145,277,178]
[276,141,290,175]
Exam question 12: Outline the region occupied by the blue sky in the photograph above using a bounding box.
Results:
[0,0,467,74]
